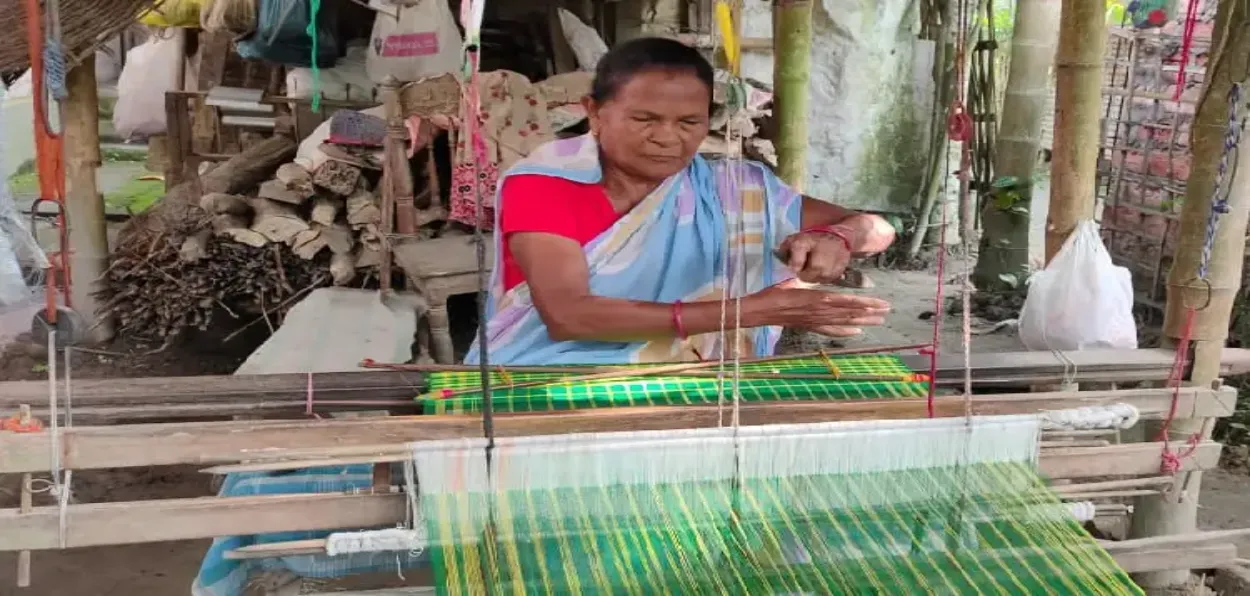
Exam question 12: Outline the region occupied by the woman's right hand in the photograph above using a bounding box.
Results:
[749,278,890,337]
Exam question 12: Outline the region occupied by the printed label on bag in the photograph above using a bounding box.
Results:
[374,33,439,57]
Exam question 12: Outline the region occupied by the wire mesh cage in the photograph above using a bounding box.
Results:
[1097,1,1217,308]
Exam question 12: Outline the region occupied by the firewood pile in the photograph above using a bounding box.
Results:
[98,135,364,345]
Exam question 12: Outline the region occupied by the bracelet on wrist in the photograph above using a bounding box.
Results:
[672,300,689,339]
[803,224,855,254]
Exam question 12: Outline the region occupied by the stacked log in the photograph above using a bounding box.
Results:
[98,136,388,344]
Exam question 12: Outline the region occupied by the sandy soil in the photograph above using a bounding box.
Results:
[0,260,1246,595]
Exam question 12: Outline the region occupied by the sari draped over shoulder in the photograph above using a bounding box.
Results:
[464,134,802,366]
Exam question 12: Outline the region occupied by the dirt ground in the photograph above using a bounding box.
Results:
[0,259,1247,595]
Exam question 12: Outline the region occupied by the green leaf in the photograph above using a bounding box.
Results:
[991,176,1020,190]
[998,273,1019,289]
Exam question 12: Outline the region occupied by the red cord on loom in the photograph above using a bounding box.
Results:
[1157,305,1203,474]
[1173,0,1201,102]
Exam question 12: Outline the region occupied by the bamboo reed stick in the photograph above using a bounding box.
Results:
[360,343,930,375]
[1051,475,1175,495]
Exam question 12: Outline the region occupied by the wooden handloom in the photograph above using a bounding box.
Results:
[1,349,1248,594]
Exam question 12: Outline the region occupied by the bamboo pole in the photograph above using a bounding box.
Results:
[63,55,114,342]
[971,0,1060,288]
[1131,0,1250,588]
[772,0,813,190]
[1044,0,1107,264]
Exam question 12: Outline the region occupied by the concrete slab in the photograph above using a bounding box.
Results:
[234,288,428,375]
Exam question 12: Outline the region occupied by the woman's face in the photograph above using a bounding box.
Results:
[586,68,711,182]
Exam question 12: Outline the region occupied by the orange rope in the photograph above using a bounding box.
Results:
[24,0,71,320]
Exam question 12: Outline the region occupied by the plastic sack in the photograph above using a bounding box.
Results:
[287,44,376,102]
[139,0,205,27]
[201,0,257,37]
[113,34,183,140]
[558,8,607,70]
[236,0,340,67]
[1019,220,1138,351]
[365,0,463,84]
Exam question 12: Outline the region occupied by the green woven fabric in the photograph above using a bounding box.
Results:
[419,355,929,415]
[423,461,1141,595]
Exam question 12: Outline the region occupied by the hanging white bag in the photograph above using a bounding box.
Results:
[365,0,463,84]
[113,33,191,140]
[1019,220,1138,351]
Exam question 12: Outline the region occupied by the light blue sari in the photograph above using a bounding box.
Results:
[465,134,803,365]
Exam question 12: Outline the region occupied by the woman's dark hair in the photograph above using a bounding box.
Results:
[590,37,715,107]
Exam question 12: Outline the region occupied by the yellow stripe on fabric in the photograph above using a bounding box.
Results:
[492,489,527,596]
[982,463,1137,596]
[521,488,556,596]
[910,466,1037,596]
[730,479,808,593]
[567,485,620,595]
[755,476,839,594]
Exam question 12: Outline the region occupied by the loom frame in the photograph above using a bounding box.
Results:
[2,350,1247,591]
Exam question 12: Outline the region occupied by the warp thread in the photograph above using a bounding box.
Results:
[1159,82,1246,475]
[1039,403,1140,431]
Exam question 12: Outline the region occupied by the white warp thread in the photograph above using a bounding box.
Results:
[1040,403,1139,431]
[325,528,427,557]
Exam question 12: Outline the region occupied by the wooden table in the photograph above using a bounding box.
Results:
[393,235,494,363]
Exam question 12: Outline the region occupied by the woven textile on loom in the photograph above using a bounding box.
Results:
[418,354,929,414]
[409,415,1142,595]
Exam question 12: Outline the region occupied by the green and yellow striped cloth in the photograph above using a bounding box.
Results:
[424,461,1141,595]
[419,354,929,415]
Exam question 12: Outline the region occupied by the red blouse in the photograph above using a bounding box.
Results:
[498,175,624,291]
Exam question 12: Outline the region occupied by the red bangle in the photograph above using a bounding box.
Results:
[672,300,688,339]
[804,224,855,253]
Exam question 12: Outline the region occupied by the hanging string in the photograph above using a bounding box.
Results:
[1172,0,1201,102]
[1158,82,1244,475]
[306,0,323,112]
[42,40,68,101]
[460,0,492,449]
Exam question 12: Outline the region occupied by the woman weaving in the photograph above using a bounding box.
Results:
[470,37,896,366]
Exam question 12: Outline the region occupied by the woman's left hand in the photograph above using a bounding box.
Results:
[777,231,852,284]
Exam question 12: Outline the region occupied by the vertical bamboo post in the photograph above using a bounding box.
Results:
[970,0,1060,288]
[63,55,114,343]
[1044,0,1107,263]
[1130,0,1250,587]
[772,0,813,191]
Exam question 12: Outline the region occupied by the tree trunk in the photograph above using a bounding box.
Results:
[772,0,814,190]
[1045,0,1106,263]
[63,55,114,343]
[971,0,1061,290]
[1130,0,1250,587]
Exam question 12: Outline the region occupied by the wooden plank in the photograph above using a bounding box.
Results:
[0,371,421,406]
[4,348,1247,407]
[0,443,1223,551]
[1113,543,1236,574]
[0,387,1232,473]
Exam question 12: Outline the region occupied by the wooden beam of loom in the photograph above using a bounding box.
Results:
[0,441,1223,552]
[0,386,1233,474]
[3,348,1248,409]
[299,541,1239,595]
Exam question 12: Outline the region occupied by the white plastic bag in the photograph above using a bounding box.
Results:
[557,8,608,70]
[1019,220,1138,351]
[113,34,186,140]
[287,44,376,102]
[365,0,463,84]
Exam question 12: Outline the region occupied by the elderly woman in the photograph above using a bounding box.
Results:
[468,37,895,365]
